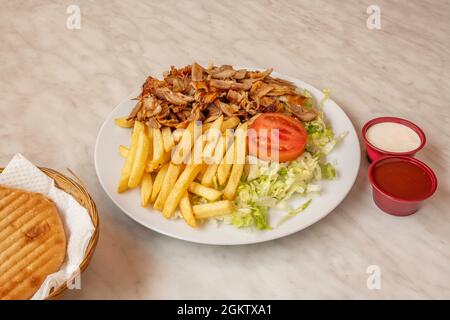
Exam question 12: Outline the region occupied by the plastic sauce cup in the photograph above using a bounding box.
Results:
[368,156,437,216]
[362,117,426,162]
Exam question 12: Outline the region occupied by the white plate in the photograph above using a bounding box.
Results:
[95,69,361,245]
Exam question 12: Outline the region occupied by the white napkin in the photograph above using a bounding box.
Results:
[0,153,95,300]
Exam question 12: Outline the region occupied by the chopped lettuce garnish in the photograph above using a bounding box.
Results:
[276,199,312,227]
[305,110,347,156]
[232,153,321,230]
[319,88,330,109]
[232,206,270,230]
[320,162,336,180]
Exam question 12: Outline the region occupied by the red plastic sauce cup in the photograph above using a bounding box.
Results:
[368,156,437,216]
[362,117,426,162]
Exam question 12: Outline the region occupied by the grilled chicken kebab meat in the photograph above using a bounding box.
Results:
[128,63,318,128]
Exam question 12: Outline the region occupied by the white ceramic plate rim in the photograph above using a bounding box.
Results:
[95,67,361,245]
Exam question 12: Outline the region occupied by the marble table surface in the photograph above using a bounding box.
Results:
[1,0,449,299]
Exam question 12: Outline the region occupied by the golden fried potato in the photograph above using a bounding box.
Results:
[118,145,129,158]
[196,164,207,182]
[193,200,234,219]
[172,121,201,165]
[217,129,237,186]
[129,130,151,188]
[188,182,222,201]
[154,163,182,210]
[162,164,203,218]
[223,123,248,200]
[201,134,227,187]
[172,128,185,143]
[150,163,169,203]
[202,116,239,132]
[115,116,134,128]
[140,173,153,207]
[222,117,240,131]
[148,127,164,171]
[179,192,197,227]
[161,127,175,152]
[202,116,223,163]
[118,121,145,193]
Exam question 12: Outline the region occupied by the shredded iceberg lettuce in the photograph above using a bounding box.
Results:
[276,199,312,227]
[320,162,336,180]
[304,110,347,156]
[232,206,270,230]
[232,153,321,230]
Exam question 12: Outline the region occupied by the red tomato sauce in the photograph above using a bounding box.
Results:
[372,159,432,200]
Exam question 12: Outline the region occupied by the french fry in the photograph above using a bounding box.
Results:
[203,116,239,132]
[206,116,224,132]
[222,116,240,130]
[234,123,248,164]
[223,123,248,200]
[196,164,207,182]
[140,173,153,207]
[163,150,172,163]
[145,162,152,172]
[115,116,134,128]
[172,128,185,143]
[171,121,200,165]
[217,129,236,186]
[202,122,213,133]
[201,134,227,187]
[150,163,169,203]
[179,192,197,227]
[162,164,203,218]
[148,149,171,172]
[202,164,219,187]
[190,117,216,165]
[117,121,145,193]
[202,116,223,163]
[161,127,175,152]
[118,145,129,158]
[128,130,151,188]
[150,127,164,168]
[193,200,234,219]
[188,182,222,201]
[154,163,182,210]
[191,132,205,165]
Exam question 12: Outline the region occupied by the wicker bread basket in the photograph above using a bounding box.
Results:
[0,167,100,300]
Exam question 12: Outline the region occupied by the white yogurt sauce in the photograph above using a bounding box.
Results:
[366,122,421,152]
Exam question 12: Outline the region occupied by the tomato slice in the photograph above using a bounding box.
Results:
[248,113,307,162]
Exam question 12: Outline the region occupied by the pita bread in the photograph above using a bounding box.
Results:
[0,185,66,300]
